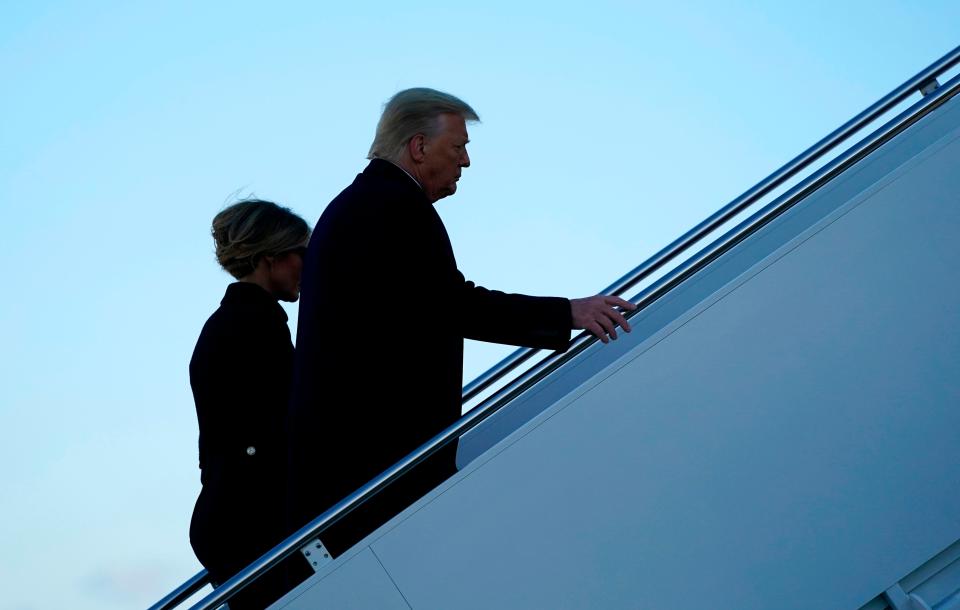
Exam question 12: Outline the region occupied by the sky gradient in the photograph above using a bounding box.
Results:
[1,2,958,608]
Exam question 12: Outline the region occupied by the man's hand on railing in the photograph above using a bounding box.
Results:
[570,296,637,344]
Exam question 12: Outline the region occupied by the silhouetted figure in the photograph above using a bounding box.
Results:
[288,88,635,556]
[189,199,313,609]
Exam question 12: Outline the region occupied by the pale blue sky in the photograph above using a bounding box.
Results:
[1,2,957,608]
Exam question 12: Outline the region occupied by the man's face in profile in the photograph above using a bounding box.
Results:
[420,113,471,203]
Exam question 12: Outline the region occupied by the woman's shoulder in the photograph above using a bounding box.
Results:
[189,305,290,387]
[193,287,288,353]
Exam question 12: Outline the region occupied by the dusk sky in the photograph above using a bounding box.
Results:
[1,2,958,608]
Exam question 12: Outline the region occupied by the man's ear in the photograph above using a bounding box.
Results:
[408,133,427,163]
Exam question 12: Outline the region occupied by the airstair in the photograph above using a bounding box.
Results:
[150,45,960,610]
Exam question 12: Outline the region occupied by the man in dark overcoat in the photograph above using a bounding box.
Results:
[288,88,634,556]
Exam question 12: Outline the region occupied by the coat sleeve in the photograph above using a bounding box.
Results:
[452,269,572,352]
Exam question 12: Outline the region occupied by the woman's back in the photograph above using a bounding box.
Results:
[188,199,311,610]
[191,282,293,488]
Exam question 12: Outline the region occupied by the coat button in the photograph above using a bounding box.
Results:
[246,446,256,456]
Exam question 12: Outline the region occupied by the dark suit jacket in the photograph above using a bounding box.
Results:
[189,282,305,607]
[288,159,572,555]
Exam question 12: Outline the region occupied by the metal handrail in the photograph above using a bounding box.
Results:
[147,569,209,610]
[462,43,960,406]
[151,44,960,610]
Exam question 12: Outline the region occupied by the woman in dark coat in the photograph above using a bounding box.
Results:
[189,199,311,609]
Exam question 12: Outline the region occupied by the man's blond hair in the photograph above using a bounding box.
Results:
[367,88,479,162]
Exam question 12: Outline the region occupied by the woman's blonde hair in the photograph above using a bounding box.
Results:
[211,199,310,279]
[367,87,480,162]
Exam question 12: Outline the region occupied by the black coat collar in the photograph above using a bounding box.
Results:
[363,158,430,206]
[221,282,287,322]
